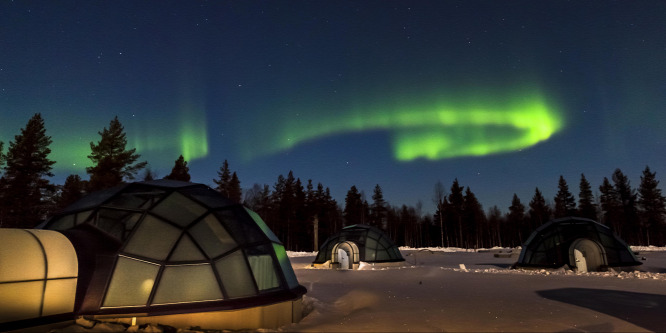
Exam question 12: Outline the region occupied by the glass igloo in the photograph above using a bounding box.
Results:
[514,217,642,272]
[1,180,305,331]
[312,224,404,269]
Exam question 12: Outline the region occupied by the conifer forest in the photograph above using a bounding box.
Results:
[1,114,665,250]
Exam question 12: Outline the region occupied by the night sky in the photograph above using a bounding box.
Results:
[2,1,665,214]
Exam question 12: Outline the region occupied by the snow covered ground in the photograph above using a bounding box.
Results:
[53,247,666,332]
[282,247,666,332]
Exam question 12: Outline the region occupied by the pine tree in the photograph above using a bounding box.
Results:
[0,113,56,228]
[448,179,465,247]
[637,166,666,245]
[463,187,484,248]
[554,175,576,218]
[227,172,242,203]
[0,141,5,170]
[87,116,147,191]
[507,193,526,245]
[599,177,620,231]
[529,187,551,227]
[58,174,86,210]
[370,184,387,228]
[164,155,191,182]
[612,168,639,243]
[432,181,448,247]
[344,185,363,226]
[577,173,597,220]
[213,160,231,196]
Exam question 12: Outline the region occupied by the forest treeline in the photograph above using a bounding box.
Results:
[1,114,665,250]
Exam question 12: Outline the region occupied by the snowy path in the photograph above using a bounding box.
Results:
[284,250,666,332]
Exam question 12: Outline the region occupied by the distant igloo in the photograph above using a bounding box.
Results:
[514,217,642,272]
[312,224,404,269]
[0,180,306,332]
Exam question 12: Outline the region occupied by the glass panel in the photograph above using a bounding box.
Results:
[272,243,300,289]
[47,215,75,230]
[245,207,281,243]
[0,229,45,282]
[0,281,43,322]
[76,210,93,225]
[103,256,159,307]
[376,249,390,261]
[43,278,77,316]
[105,186,165,209]
[366,237,378,251]
[59,185,126,213]
[152,264,222,304]
[378,236,392,250]
[215,208,265,245]
[365,247,377,261]
[182,187,234,209]
[95,209,142,240]
[247,246,279,291]
[151,192,206,227]
[189,214,237,258]
[169,234,206,261]
[216,250,257,298]
[124,215,181,261]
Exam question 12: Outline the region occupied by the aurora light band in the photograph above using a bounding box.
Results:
[250,91,564,161]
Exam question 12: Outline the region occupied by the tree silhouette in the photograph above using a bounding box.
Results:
[58,174,86,210]
[164,155,191,182]
[344,185,364,226]
[599,177,620,231]
[213,160,231,196]
[370,184,387,228]
[529,187,550,227]
[554,175,576,218]
[577,174,598,220]
[87,116,147,191]
[507,194,526,245]
[637,166,666,245]
[612,168,638,243]
[0,113,56,228]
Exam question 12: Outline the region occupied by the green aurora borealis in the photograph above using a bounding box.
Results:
[248,90,563,162]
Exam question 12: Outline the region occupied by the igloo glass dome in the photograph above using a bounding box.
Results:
[2,180,305,331]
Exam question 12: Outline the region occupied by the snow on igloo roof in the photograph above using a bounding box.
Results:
[42,180,304,314]
[313,224,404,263]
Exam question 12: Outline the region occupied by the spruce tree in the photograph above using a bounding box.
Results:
[227,172,242,203]
[0,113,56,228]
[612,168,639,243]
[344,185,363,226]
[370,184,387,228]
[637,166,666,245]
[577,174,598,220]
[87,116,147,191]
[554,175,576,218]
[599,177,620,231]
[164,155,191,182]
[213,160,231,196]
[463,187,484,248]
[448,179,465,247]
[58,174,86,209]
[0,141,5,170]
[529,187,551,227]
[507,193,526,244]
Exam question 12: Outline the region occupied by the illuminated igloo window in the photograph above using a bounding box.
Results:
[42,180,303,314]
